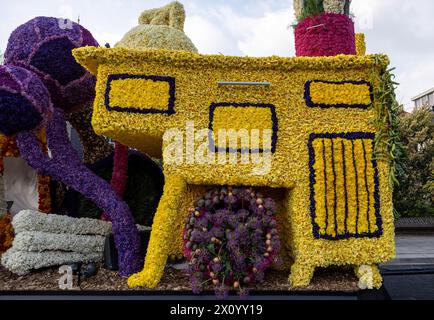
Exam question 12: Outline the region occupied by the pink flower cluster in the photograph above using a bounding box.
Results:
[295,13,356,57]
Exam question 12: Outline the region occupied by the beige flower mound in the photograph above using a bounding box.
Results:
[323,0,346,14]
[293,0,347,20]
[116,24,197,52]
[115,1,197,52]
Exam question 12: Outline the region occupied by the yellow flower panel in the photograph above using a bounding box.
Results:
[364,140,379,230]
[312,139,326,235]
[356,33,366,56]
[107,75,174,114]
[306,80,373,108]
[210,104,276,152]
[343,138,358,234]
[333,139,347,235]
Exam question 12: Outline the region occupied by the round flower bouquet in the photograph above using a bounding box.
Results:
[183,186,282,298]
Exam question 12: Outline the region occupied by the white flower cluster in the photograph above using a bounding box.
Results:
[1,210,112,275]
[13,231,105,253]
[1,249,101,276]
[293,0,303,20]
[12,210,112,235]
[357,265,374,290]
[294,0,347,20]
[323,0,346,14]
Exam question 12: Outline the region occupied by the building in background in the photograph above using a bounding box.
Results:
[412,87,434,111]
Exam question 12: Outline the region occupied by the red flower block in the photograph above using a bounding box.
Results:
[295,13,356,57]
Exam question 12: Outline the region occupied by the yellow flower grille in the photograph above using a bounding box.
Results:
[309,133,381,240]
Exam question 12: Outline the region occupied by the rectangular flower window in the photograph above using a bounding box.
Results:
[308,132,382,240]
[305,80,373,109]
[208,103,278,153]
[104,74,175,115]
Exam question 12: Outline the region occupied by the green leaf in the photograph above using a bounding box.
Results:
[207,244,216,255]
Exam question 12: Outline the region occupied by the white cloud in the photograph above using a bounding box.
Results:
[93,31,124,47]
[185,15,235,54]
[57,5,75,20]
[186,4,294,57]
[396,60,434,111]
[236,9,294,57]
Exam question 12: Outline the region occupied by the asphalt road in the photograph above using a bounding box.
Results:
[383,274,434,300]
[381,234,434,300]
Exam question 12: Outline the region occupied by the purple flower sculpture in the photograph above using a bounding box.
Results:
[0,65,53,135]
[0,17,142,277]
[4,17,98,112]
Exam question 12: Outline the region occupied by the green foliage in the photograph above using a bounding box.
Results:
[344,0,351,15]
[372,62,404,187]
[299,0,325,21]
[394,105,434,217]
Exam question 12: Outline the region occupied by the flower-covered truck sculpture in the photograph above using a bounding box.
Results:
[74,0,396,289]
[0,17,142,276]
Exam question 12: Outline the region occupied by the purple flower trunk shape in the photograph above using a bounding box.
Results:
[16,109,142,276]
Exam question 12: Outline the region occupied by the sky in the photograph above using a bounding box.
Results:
[0,0,433,111]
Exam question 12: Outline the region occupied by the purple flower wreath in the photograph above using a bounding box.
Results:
[0,17,142,276]
[184,186,282,298]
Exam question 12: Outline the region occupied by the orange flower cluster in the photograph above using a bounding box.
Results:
[37,175,51,213]
[0,135,20,158]
[35,130,51,213]
[0,214,14,254]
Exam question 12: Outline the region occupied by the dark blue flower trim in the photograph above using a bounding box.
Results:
[208,102,278,154]
[308,132,383,241]
[304,80,374,109]
[104,74,176,115]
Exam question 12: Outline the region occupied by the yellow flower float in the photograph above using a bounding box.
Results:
[73,1,395,290]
